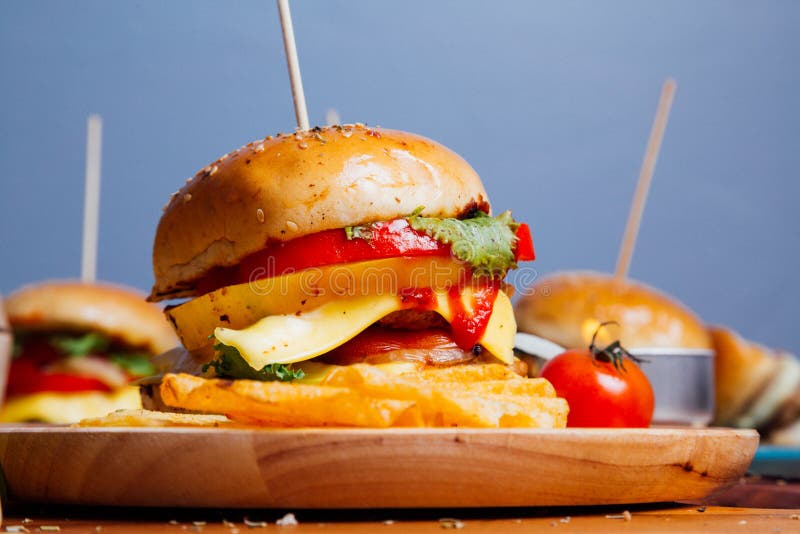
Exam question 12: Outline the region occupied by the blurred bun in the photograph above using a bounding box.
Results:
[0,295,10,402]
[5,280,177,354]
[514,271,712,349]
[711,326,781,426]
[151,125,490,300]
[711,326,800,437]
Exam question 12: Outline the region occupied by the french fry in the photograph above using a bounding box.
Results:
[416,363,522,383]
[160,373,417,428]
[152,361,569,430]
[432,393,568,428]
[75,409,238,428]
[433,378,557,398]
[322,364,568,428]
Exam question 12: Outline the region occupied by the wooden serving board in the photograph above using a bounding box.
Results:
[0,426,757,508]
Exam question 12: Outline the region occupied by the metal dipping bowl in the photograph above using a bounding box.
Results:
[630,347,715,426]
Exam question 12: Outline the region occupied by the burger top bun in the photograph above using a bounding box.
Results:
[514,271,712,350]
[151,125,490,301]
[5,281,177,354]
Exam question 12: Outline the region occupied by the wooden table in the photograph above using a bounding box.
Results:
[3,478,798,533]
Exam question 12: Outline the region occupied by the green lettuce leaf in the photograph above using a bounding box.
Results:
[203,343,305,382]
[409,211,519,278]
[50,332,110,357]
[109,353,156,377]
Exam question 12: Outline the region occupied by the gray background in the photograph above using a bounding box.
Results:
[1,1,797,351]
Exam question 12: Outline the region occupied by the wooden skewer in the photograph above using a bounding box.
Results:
[81,114,103,283]
[277,0,309,130]
[615,79,677,279]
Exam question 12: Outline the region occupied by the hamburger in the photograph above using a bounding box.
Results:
[145,125,536,413]
[2,281,178,423]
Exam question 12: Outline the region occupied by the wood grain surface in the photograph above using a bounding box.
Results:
[0,426,758,508]
[3,505,800,533]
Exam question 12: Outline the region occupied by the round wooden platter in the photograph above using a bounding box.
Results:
[0,426,757,509]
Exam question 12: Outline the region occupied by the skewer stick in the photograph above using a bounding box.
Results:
[277,0,309,130]
[615,79,677,279]
[81,114,103,283]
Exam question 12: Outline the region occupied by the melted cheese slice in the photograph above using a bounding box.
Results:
[214,289,515,369]
[0,387,141,424]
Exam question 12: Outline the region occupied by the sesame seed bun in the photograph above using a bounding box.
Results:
[514,271,712,350]
[150,125,490,301]
[5,280,177,354]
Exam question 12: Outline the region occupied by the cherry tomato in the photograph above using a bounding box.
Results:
[540,349,654,428]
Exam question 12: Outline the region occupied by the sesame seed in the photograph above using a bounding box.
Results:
[298,142,308,149]
[294,133,302,141]
[355,122,365,128]
[254,144,265,153]
[286,220,299,231]
[265,135,273,140]
[185,177,193,184]
[341,130,353,138]
[183,193,192,202]
[256,209,265,223]
[206,165,218,176]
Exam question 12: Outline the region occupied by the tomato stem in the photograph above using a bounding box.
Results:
[588,321,647,374]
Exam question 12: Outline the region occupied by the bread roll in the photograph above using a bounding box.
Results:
[515,271,712,350]
[151,125,489,300]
